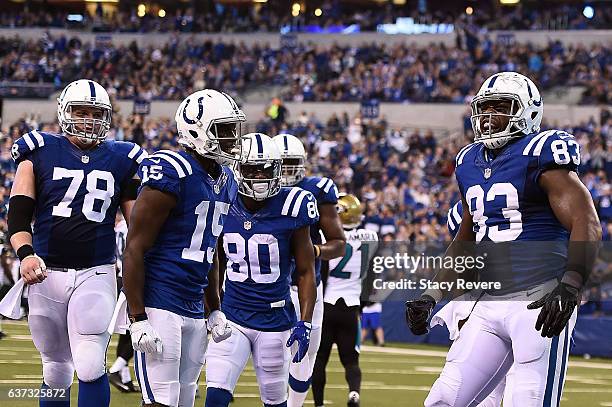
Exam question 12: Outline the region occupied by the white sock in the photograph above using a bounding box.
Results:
[109,357,127,374]
[120,366,132,383]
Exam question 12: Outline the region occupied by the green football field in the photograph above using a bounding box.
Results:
[0,320,611,406]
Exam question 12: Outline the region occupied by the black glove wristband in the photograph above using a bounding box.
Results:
[16,244,35,261]
[128,313,148,323]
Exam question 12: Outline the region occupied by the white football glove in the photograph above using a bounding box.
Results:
[208,310,232,343]
[129,320,163,355]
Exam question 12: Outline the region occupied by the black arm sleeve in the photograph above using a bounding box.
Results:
[7,195,35,238]
[121,178,140,201]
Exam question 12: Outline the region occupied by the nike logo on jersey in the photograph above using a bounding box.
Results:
[149,158,161,164]
[95,271,108,275]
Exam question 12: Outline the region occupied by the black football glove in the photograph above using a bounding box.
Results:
[527,282,580,338]
[405,295,436,335]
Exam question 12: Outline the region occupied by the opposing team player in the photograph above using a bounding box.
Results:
[122,89,243,407]
[205,133,318,407]
[312,194,378,407]
[6,79,145,406]
[406,72,601,406]
[272,134,346,407]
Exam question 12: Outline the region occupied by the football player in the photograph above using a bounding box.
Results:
[108,211,139,393]
[272,134,346,407]
[204,133,318,407]
[312,194,378,407]
[406,72,601,407]
[122,89,243,407]
[6,79,146,406]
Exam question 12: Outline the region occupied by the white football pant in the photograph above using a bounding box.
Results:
[425,280,577,407]
[134,307,208,407]
[205,320,291,405]
[28,265,116,389]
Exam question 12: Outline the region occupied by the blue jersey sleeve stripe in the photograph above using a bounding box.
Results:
[281,187,300,216]
[127,144,140,159]
[150,154,186,178]
[451,203,462,225]
[157,150,193,175]
[522,131,551,156]
[447,209,456,231]
[31,130,45,147]
[136,150,148,164]
[316,178,328,188]
[291,190,309,217]
[456,144,476,166]
[324,179,334,193]
[22,133,36,151]
[532,134,553,156]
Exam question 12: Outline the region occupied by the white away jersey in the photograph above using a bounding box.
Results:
[324,228,378,306]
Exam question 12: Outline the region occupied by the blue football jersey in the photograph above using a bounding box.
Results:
[222,187,319,331]
[291,176,339,285]
[455,130,580,292]
[139,150,238,319]
[447,201,463,239]
[12,130,145,268]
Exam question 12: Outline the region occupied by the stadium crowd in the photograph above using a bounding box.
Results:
[0,2,610,32]
[0,33,609,104]
[0,104,610,310]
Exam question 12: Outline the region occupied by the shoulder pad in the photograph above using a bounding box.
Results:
[522,130,580,172]
[145,150,193,179]
[122,142,148,164]
[455,143,478,168]
[281,187,315,218]
[11,130,51,163]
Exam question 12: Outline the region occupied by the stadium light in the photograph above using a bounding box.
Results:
[137,4,146,18]
[314,8,322,17]
[583,6,595,19]
[499,0,520,4]
[158,9,166,18]
[292,3,300,17]
[253,0,268,3]
[466,6,473,15]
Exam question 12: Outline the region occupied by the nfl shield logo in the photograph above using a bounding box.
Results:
[484,168,492,179]
[214,184,220,194]
[244,221,252,230]
[81,155,90,164]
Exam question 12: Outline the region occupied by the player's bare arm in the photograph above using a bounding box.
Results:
[119,174,141,223]
[205,250,222,313]
[527,169,602,337]
[317,203,346,260]
[8,159,47,284]
[122,186,177,316]
[292,225,317,322]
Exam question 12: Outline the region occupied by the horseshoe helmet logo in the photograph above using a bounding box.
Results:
[182,97,205,126]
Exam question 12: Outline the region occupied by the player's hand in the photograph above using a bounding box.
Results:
[405,295,436,335]
[129,320,163,355]
[208,310,232,343]
[19,254,47,285]
[287,320,311,363]
[527,282,579,338]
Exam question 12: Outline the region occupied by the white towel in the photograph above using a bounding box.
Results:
[0,278,26,319]
[430,291,481,341]
[107,291,129,335]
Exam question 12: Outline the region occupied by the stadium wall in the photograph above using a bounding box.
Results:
[1,100,602,133]
[0,28,610,47]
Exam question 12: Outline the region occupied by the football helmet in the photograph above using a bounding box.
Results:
[237,133,282,201]
[175,89,246,165]
[57,79,112,143]
[471,72,543,149]
[336,193,363,229]
[272,134,306,186]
